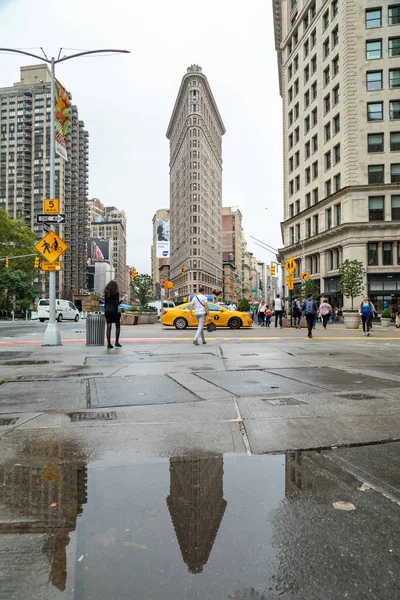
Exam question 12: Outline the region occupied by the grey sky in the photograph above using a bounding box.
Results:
[0,0,283,273]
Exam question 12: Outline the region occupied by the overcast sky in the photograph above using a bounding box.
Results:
[0,0,283,273]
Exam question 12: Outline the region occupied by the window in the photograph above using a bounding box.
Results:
[333,55,339,75]
[334,143,340,162]
[289,157,294,172]
[389,37,400,56]
[306,218,311,237]
[306,192,311,207]
[294,78,299,95]
[289,180,294,195]
[305,115,310,132]
[390,69,400,88]
[334,173,341,191]
[290,227,295,244]
[311,54,317,73]
[323,10,330,30]
[391,132,400,150]
[304,64,310,82]
[294,54,299,70]
[289,133,293,149]
[295,150,300,166]
[327,207,332,229]
[312,81,318,100]
[366,8,382,28]
[312,134,318,152]
[288,87,293,102]
[332,0,339,17]
[312,160,318,178]
[325,150,331,169]
[336,203,342,225]
[311,28,317,47]
[295,126,300,142]
[369,164,384,183]
[383,242,393,265]
[294,102,299,119]
[312,107,318,125]
[295,175,300,190]
[368,102,383,121]
[333,84,340,104]
[325,122,331,141]
[288,64,293,80]
[323,38,330,58]
[390,100,400,119]
[304,90,310,107]
[304,13,309,31]
[369,196,384,220]
[290,203,294,217]
[391,195,400,219]
[325,179,332,196]
[334,113,340,133]
[313,188,319,204]
[367,133,384,154]
[305,140,311,157]
[368,242,378,265]
[332,26,339,46]
[391,163,400,181]
[304,39,310,58]
[366,40,382,59]
[296,199,300,213]
[324,94,331,114]
[367,71,383,90]
[289,110,293,125]
[324,66,331,86]
[389,5,400,25]
[296,223,301,240]
[311,3,316,19]
[305,166,311,183]
[313,214,319,234]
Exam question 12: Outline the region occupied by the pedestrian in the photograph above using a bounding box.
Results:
[273,294,284,328]
[292,295,302,328]
[302,293,318,338]
[258,300,266,326]
[228,302,236,311]
[104,280,127,349]
[359,295,373,336]
[189,286,210,345]
[265,305,272,327]
[368,300,378,330]
[318,298,332,329]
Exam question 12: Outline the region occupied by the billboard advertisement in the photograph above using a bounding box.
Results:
[88,238,111,261]
[55,79,70,161]
[156,218,170,259]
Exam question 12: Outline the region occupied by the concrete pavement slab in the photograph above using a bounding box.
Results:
[0,380,86,413]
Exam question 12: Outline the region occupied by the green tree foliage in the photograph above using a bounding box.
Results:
[0,269,36,312]
[238,297,250,312]
[294,278,319,300]
[0,208,37,275]
[339,259,366,310]
[131,274,153,308]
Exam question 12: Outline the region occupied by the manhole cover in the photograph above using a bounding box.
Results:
[263,397,308,406]
[69,411,117,422]
[337,393,378,400]
[0,417,19,426]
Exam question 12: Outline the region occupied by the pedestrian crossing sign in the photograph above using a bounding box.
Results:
[35,231,68,263]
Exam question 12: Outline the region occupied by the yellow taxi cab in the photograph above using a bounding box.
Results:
[161,302,253,330]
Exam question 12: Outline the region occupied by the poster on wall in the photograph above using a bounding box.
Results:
[156,218,170,258]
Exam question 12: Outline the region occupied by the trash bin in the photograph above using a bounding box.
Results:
[86,312,106,346]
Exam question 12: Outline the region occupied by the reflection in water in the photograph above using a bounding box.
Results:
[167,452,227,574]
[0,438,87,595]
[285,451,316,496]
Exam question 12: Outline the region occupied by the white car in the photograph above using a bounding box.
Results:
[147,300,176,318]
[37,299,80,323]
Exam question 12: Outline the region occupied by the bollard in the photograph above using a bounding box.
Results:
[85,312,106,346]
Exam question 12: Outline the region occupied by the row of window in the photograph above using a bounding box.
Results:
[368,132,400,152]
[368,241,400,266]
[367,69,400,90]
[288,0,339,62]
[289,203,342,243]
[366,38,400,60]
[369,195,400,220]
[367,100,400,120]
[368,164,400,183]
[366,6,400,28]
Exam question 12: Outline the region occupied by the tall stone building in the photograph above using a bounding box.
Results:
[222,207,244,301]
[274,0,400,312]
[151,208,170,297]
[0,64,89,299]
[166,65,225,297]
[88,198,127,294]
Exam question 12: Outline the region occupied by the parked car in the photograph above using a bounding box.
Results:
[161,302,253,330]
[37,299,80,322]
[148,300,176,318]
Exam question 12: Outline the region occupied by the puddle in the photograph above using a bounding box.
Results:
[0,447,398,599]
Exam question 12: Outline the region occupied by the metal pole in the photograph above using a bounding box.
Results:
[43,57,61,346]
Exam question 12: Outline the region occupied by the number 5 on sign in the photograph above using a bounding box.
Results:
[44,198,59,214]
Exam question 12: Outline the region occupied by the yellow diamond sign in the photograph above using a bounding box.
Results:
[284,256,297,274]
[35,231,68,263]
[301,271,309,281]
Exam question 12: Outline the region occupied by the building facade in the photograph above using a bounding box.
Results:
[88,199,127,294]
[151,208,170,297]
[273,0,400,312]
[166,65,225,297]
[0,64,89,299]
[222,207,244,301]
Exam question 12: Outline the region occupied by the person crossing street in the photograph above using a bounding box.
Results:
[359,295,373,336]
[302,293,318,338]
[189,287,210,345]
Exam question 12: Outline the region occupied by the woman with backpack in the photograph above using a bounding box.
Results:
[359,296,373,336]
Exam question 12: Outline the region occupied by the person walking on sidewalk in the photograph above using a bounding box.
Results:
[273,294,284,328]
[265,305,272,328]
[257,300,266,326]
[104,280,127,349]
[292,296,302,328]
[190,286,210,345]
[319,298,332,329]
[302,293,318,338]
[359,295,373,336]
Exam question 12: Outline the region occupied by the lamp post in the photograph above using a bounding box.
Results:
[0,48,129,345]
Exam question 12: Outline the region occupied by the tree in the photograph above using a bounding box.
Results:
[238,297,250,312]
[0,269,36,313]
[0,208,36,275]
[131,274,153,308]
[339,259,366,310]
[294,278,320,301]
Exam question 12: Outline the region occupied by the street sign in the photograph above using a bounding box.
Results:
[301,271,309,281]
[287,281,294,291]
[166,281,174,289]
[286,275,295,291]
[284,256,297,274]
[41,261,62,271]
[43,198,60,214]
[35,231,68,263]
[37,213,65,224]
[160,287,165,297]
[235,287,241,293]
[42,466,58,483]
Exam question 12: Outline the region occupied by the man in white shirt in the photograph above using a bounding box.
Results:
[228,303,236,311]
[190,287,210,345]
[273,294,284,328]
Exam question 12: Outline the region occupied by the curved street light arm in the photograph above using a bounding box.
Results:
[0,47,50,62]
[56,49,130,63]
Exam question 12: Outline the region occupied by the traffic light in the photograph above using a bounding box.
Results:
[270,264,276,276]
[133,270,138,278]
[181,267,185,273]
[34,257,40,268]
[4,258,8,268]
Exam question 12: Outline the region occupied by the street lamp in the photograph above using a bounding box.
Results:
[0,47,129,345]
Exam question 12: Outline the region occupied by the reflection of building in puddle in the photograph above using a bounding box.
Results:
[285,451,317,496]
[167,452,227,574]
[0,438,87,595]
